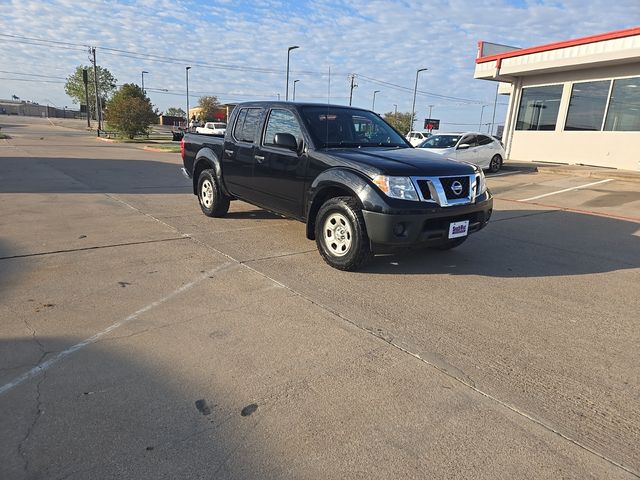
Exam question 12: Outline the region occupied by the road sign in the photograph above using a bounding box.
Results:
[424,118,440,131]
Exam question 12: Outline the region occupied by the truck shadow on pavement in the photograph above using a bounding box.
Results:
[359,208,639,277]
[0,337,276,480]
[0,157,191,194]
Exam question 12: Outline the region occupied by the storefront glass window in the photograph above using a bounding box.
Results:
[604,77,640,131]
[516,85,563,131]
[565,80,610,131]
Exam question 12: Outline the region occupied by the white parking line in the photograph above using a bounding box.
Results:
[486,171,523,178]
[0,262,233,397]
[519,179,614,202]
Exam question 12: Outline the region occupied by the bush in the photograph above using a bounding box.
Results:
[104,84,157,139]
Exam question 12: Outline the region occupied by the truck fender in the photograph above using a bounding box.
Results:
[305,169,386,240]
[192,148,231,197]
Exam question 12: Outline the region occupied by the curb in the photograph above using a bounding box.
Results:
[143,146,179,153]
[504,161,640,184]
[535,165,640,183]
[96,137,116,143]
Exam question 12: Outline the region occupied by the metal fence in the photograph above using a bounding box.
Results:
[0,101,84,119]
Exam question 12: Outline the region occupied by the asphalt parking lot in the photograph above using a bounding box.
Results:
[1,116,639,479]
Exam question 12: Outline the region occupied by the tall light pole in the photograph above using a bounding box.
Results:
[141,70,148,95]
[285,45,299,101]
[185,66,191,127]
[372,90,380,111]
[293,80,300,101]
[410,67,428,131]
[490,83,499,135]
[428,104,434,120]
[479,104,489,131]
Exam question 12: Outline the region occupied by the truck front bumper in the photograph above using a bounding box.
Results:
[362,196,493,248]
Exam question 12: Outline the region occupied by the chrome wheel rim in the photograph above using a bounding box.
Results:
[200,179,214,208]
[491,156,500,171]
[323,212,352,257]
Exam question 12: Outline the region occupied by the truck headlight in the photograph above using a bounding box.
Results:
[475,168,487,195]
[373,175,419,201]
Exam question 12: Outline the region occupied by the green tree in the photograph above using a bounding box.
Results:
[197,95,221,121]
[165,107,186,118]
[64,65,117,120]
[383,111,414,135]
[104,84,157,139]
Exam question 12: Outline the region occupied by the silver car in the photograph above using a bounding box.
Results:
[417,132,505,173]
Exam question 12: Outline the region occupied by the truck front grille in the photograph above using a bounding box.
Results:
[415,180,432,201]
[440,176,470,200]
[411,174,478,207]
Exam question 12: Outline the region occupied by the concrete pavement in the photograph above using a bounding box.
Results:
[1,116,639,479]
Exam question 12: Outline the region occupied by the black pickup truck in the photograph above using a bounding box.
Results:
[181,101,493,270]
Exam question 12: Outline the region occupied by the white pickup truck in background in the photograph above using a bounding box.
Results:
[195,122,227,135]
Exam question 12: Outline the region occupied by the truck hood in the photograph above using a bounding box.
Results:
[325,147,474,177]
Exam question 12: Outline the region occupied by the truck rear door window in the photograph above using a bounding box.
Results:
[233,108,262,143]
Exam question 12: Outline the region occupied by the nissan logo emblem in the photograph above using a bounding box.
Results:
[451,181,463,195]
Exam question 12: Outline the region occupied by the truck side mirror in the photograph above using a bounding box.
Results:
[274,133,298,151]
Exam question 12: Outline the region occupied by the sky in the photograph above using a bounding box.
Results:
[0,0,639,132]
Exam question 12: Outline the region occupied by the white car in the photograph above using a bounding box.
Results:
[195,122,227,135]
[417,132,505,172]
[405,131,431,147]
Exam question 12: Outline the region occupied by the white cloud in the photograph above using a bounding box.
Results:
[0,0,638,128]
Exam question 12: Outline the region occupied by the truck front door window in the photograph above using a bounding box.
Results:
[263,109,303,147]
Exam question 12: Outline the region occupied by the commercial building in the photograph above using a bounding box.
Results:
[475,27,640,171]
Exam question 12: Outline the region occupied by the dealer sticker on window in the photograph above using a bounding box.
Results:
[448,220,469,239]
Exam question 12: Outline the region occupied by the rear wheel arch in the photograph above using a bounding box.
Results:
[192,149,222,195]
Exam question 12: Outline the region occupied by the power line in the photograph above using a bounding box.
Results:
[0,70,67,80]
[1,32,502,108]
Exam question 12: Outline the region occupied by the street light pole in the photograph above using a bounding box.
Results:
[479,104,488,131]
[372,90,380,111]
[285,46,299,101]
[141,70,148,95]
[293,80,300,101]
[410,68,428,131]
[185,66,191,128]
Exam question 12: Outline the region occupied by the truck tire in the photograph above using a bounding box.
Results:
[197,169,230,217]
[431,237,467,250]
[315,196,372,271]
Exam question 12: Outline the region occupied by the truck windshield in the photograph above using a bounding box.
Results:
[300,106,408,149]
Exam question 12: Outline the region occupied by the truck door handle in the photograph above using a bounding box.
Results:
[224,149,234,156]
[255,155,265,163]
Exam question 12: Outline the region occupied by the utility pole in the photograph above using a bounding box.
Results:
[91,47,102,133]
[82,68,90,128]
[349,74,357,106]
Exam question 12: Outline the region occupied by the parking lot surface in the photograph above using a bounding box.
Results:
[1,117,639,479]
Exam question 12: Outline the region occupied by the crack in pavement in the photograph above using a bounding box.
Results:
[17,371,46,476]
[0,236,190,261]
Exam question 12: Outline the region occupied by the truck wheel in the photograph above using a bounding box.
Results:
[489,155,503,173]
[197,169,230,217]
[315,197,372,271]
[431,237,467,250]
